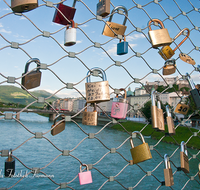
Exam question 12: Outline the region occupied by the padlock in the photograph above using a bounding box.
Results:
[11,0,38,13]
[5,149,15,178]
[117,36,128,55]
[96,0,110,17]
[163,154,174,186]
[52,1,77,25]
[159,28,190,60]
[102,6,128,37]
[111,88,128,119]
[85,67,110,103]
[148,19,172,48]
[186,73,200,109]
[82,103,98,126]
[179,53,196,65]
[21,58,41,90]
[198,163,200,180]
[162,59,176,75]
[151,90,159,129]
[130,131,152,164]
[180,141,190,173]
[78,164,93,185]
[174,98,189,115]
[51,114,65,136]
[157,100,165,131]
[166,105,175,135]
[64,20,76,46]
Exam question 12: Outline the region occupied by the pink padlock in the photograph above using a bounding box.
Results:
[111,88,128,119]
[78,164,93,185]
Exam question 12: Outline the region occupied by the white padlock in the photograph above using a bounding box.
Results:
[64,20,76,46]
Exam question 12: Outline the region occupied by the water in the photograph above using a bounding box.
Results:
[0,113,199,190]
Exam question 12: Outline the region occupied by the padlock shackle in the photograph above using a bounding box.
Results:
[164,154,171,169]
[181,141,188,156]
[186,73,196,89]
[8,149,13,162]
[173,28,190,52]
[109,6,128,26]
[24,58,41,73]
[151,90,156,106]
[72,0,77,8]
[80,164,89,172]
[84,103,97,112]
[116,88,127,99]
[157,100,161,109]
[164,58,176,66]
[86,67,107,83]
[165,105,171,117]
[53,114,64,125]
[67,20,75,29]
[130,131,145,148]
[148,19,165,31]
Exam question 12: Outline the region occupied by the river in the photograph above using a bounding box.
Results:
[0,113,199,190]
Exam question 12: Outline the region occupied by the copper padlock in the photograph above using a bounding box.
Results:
[21,58,41,90]
[102,6,128,37]
[157,100,165,131]
[179,53,196,65]
[148,19,172,48]
[162,59,176,75]
[51,114,65,136]
[96,0,110,17]
[82,103,98,126]
[163,154,174,186]
[11,0,38,13]
[180,141,190,173]
[166,105,175,135]
[151,90,159,129]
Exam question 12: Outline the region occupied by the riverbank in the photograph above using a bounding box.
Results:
[111,121,200,150]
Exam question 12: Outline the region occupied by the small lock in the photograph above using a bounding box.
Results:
[102,6,128,37]
[159,28,190,60]
[157,100,165,131]
[174,98,189,115]
[179,53,196,65]
[5,149,15,178]
[166,105,175,135]
[162,59,176,75]
[78,164,93,185]
[96,0,110,17]
[163,154,174,186]
[52,1,77,25]
[180,141,190,173]
[117,36,128,55]
[51,114,65,136]
[151,90,159,129]
[21,58,41,90]
[64,20,76,46]
[82,103,98,126]
[111,88,128,119]
[11,0,38,13]
[130,131,152,164]
[148,19,172,48]
[198,163,200,180]
[85,67,110,103]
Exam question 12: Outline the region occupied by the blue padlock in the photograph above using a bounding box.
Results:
[117,36,128,55]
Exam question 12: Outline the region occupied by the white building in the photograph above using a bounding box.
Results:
[159,92,181,107]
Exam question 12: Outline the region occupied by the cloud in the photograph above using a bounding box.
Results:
[106,44,117,56]
[129,43,137,48]
[76,40,82,44]
[81,24,88,28]
[0,28,11,34]
[126,33,145,42]
[0,23,3,27]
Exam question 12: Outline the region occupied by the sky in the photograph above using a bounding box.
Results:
[0,0,200,98]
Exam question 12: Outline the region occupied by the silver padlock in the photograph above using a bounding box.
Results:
[64,20,76,46]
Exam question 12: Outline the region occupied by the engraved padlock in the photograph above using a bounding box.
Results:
[157,100,165,131]
[162,58,176,75]
[159,28,190,60]
[53,1,77,25]
[64,20,76,46]
[166,105,175,135]
[179,53,196,65]
[186,73,200,109]
[174,98,189,115]
[11,0,38,13]
[117,36,128,55]
[163,154,174,186]
[180,141,190,173]
[148,19,172,48]
[78,164,93,185]
[96,0,110,17]
[85,67,110,103]
[82,103,98,126]
[51,114,65,136]
[102,6,128,37]
[5,149,15,178]
[111,88,128,119]
[151,90,159,129]
[21,58,41,90]
[130,131,152,164]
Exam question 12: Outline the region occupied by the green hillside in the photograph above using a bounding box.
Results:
[0,85,59,106]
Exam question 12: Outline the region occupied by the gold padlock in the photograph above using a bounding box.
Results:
[82,103,98,126]
[51,114,65,136]
[148,19,172,48]
[162,59,176,75]
[159,28,190,60]
[96,0,110,17]
[157,100,165,131]
[174,98,189,115]
[102,6,128,37]
[180,141,190,173]
[130,131,152,164]
[85,67,110,103]
[163,154,174,186]
[179,53,196,65]
[166,105,175,135]
[11,0,38,13]
[151,90,159,129]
